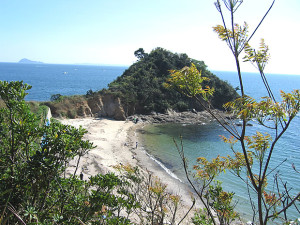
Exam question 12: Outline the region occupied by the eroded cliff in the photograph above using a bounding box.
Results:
[44,93,126,120]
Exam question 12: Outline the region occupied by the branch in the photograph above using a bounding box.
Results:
[193,95,240,139]
[267,192,300,220]
[173,137,217,225]
[261,117,293,183]
[244,0,276,51]
[266,158,287,177]
[6,203,26,225]
[247,179,258,223]
[177,198,196,225]
[292,163,300,174]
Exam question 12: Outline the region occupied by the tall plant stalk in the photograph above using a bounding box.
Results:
[166,1,300,224]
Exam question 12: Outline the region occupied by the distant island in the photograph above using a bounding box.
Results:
[18,58,44,64]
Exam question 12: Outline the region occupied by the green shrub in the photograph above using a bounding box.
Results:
[175,101,189,112]
[50,93,63,102]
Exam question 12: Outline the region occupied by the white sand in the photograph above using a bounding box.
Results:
[60,117,200,223]
[61,118,139,177]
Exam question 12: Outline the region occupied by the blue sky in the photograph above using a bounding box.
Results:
[0,0,299,74]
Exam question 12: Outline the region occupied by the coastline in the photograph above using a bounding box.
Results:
[130,123,200,208]
[60,117,200,223]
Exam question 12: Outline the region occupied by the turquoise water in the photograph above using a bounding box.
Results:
[0,63,127,101]
[139,71,300,222]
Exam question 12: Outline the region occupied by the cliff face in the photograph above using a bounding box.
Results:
[87,94,126,120]
[45,93,126,120]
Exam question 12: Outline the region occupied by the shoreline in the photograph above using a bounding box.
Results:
[129,123,200,208]
[128,109,234,125]
[60,117,200,223]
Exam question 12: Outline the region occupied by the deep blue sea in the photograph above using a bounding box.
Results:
[0,63,127,101]
[1,63,299,221]
[139,71,300,222]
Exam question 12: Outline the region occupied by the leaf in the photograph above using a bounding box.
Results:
[165,63,214,99]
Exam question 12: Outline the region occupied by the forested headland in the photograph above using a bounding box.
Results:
[45,47,239,119]
[106,47,238,115]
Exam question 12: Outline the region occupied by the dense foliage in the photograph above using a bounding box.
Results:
[107,47,238,115]
[0,81,192,224]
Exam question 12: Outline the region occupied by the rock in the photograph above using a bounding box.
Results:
[128,110,235,125]
[87,94,126,120]
[46,93,126,120]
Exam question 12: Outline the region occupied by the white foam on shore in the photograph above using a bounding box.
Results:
[134,128,183,183]
[141,148,183,183]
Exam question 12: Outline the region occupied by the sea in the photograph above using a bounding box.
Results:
[1,63,299,222]
[0,62,127,101]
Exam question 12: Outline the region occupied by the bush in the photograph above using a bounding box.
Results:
[50,93,62,102]
[86,89,95,97]
[175,101,189,112]
[0,81,193,224]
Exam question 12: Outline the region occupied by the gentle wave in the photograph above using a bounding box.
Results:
[141,147,183,183]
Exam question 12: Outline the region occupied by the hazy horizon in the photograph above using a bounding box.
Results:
[0,0,299,75]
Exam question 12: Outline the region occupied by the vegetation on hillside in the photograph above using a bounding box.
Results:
[0,81,193,224]
[107,47,238,115]
[44,94,88,118]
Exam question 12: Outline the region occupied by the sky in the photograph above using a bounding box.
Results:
[0,0,299,75]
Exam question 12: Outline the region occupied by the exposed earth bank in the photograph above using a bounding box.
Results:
[45,92,234,124]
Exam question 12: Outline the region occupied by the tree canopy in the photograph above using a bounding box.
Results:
[107,47,238,115]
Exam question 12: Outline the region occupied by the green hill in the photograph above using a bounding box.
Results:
[106,47,238,115]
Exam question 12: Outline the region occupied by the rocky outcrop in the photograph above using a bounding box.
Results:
[87,94,126,120]
[128,109,235,125]
[45,93,126,120]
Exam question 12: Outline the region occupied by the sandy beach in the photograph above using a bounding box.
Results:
[61,118,139,176]
[60,117,199,222]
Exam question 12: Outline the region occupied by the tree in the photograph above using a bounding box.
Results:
[166,1,300,224]
[50,93,62,101]
[134,48,148,60]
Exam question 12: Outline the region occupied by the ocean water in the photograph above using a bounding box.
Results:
[0,63,127,101]
[139,71,300,222]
